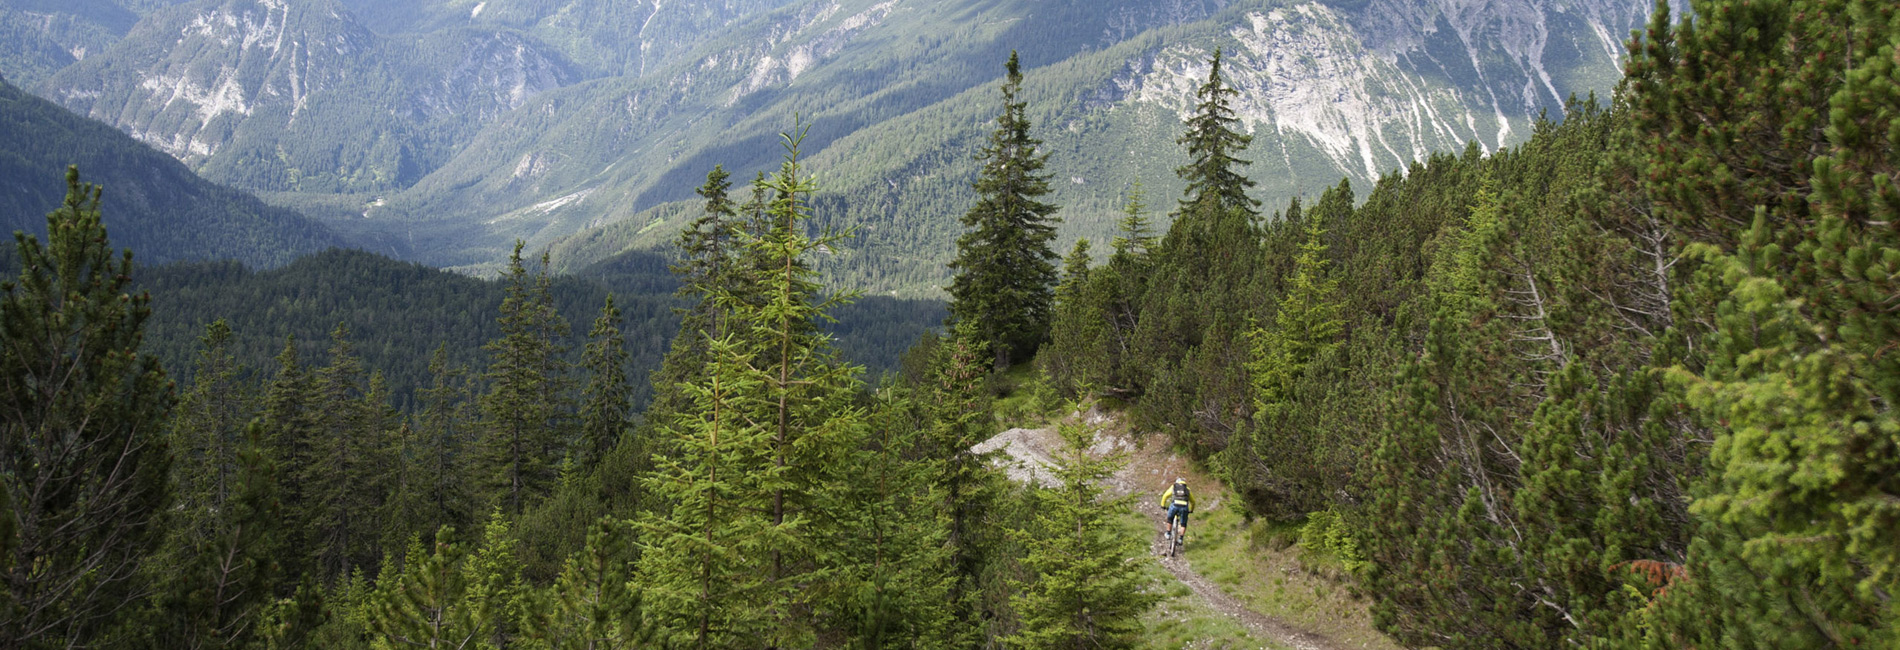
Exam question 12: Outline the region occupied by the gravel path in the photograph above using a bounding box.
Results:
[1139,503,1345,650]
[976,415,1352,650]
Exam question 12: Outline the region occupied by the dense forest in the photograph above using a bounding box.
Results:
[130,248,944,408]
[2,0,1897,648]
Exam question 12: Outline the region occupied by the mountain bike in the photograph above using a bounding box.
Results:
[1161,512,1185,558]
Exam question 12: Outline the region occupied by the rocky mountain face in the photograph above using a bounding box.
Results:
[12,0,1657,292]
[43,0,577,194]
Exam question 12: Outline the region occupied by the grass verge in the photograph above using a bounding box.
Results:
[1116,510,1285,650]
[1180,503,1399,650]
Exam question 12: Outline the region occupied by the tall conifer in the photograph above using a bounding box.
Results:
[480,242,572,516]
[924,323,1002,644]
[303,324,386,581]
[1129,48,1265,457]
[578,294,631,470]
[946,51,1061,367]
[638,124,864,647]
[170,320,251,517]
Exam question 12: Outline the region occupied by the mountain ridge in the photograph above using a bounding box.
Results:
[18,0,1657,293]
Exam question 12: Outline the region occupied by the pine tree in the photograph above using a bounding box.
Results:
[480,242,573,516]
[1006,421,1157,649]
[0,167,174,648]
[1613,0,1900,643]
[946,50,1062,367]
[148,421,287,650]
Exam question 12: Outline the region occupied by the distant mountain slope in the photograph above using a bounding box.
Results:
[0,76,337,267]
[404,0,1655,290]
[23,0,1657,293]
[331,0,800,78]
[0,0,153,87]
[42,0,579,194]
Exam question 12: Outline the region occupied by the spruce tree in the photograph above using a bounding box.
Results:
[638,124,865,647]
[1007,421,1156,649]
[527,517,650,649]
[1176,49,1258,219]
[922,323,1002,645]
[824,393,954,648]
[740,124,865,647]
[625,166,761,527]
[170,319,252,518]
[411,344,476,548]
[258,336,318,579]
[0,167,174,648]
[1110,181,1155,261]
[577,294,632,470]
[946,50,1062,367]
[677,165,744,335]
[480,242,573,516]
[365,516,527,650]
[634,333,773,648]
[302,324,387,582]
[1233,184,1344,511]
[1041,240,1104,395]
[1084,186,1161,399]
[1128,48,1265,457]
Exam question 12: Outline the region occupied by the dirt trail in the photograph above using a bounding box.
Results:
[977,410,1351,650]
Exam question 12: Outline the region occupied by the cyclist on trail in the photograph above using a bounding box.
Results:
[1159,477,1194,542]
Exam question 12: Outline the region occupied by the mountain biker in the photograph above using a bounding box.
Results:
[1158,477,1193,542]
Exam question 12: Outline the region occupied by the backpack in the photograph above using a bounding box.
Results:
[1172,483,1190,506]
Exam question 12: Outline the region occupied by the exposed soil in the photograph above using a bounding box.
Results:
[977,407,1353,650]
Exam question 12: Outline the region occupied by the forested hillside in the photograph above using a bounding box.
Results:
[2,0,1895,646]
[133,247,943,406]
[0,76,337,266]
[1039,0,1900,644]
